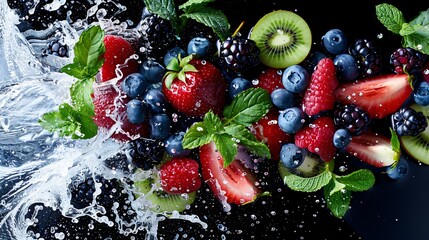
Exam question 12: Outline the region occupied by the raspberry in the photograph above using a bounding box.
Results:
[295,116,336,161]
[159,158,202,194]
[302,58,338,116]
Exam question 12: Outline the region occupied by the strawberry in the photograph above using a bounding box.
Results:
[254,67,283,94]
[199,141,261,205]
[159,157,202,194]
[100,35,139,83]
[302,58,338,117]
[335,74,413,119]
[295,116,336,162]
[345,131,396,167]
[92,84,149,142]
[251,109,294,160]
[162,55,227,117]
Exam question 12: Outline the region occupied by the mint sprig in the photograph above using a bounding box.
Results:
[279,160,375,218]
[144,0,230,41]
[39,25,105,139]
[376,4,429,54]
[182,88,272,166]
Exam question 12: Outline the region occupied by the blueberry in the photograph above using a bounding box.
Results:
[282,65,310,93]
[144,88,169,113]
[333,129,352,149]
[149,113,172,140]
[138,59,165,84]
[280,143,307,169]
[121,73,149,99]
[165,131,191,157]
[270,88,295,109]
[278,107,306,134]
[386,155,409,180]
[228,77,252,99]
[187,37,211,58]
[322,29,348,55]
[414,81,429,106]
[334,53,359,82]
[164,46,186,67]
[126,99,148,124]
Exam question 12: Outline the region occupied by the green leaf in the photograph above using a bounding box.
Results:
[283,169,332,192]
[61,62,85,79]
[399,23,416,36]
[62,25,105,78]
[324,180,352,218]
[182,122,212,149]
[181,8,230,41]
[376,3,406,35]
[403,25,429,55]
[223,88,272,127]
[179,0,214,12]
[39,109,77,137]
[203,111,224,134]
[144,0,178,29]
[224,124,270,159]
[389,127,400,153]
[329,179,346,196]
[70,78,95,117]
[335,169,375,192]
[213,133,237,167]
[410,8,429,26]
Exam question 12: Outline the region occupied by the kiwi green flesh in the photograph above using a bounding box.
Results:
[400,103,429,165]
[278,154,323,180]
[250,10,312,69]
[134,176,196,213]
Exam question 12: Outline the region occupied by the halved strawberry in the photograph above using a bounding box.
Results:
[251,109,294,160]
[336,74,413,119]
[100,35,138,83]
[295,116,336,162]
[345,131,396,167]
[254,67,284,94]
[199,141,261,205]
[159,157,202,194]
[302,58,338,117]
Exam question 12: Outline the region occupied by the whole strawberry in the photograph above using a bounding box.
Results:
[162,55,227,117]
[295,116,336,162]
[159,157,202,194]
[254,67,284,94]
[302,58,338,117]
[100,35,138,83]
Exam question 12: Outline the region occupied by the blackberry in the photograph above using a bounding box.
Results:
[42,37,69,57]
[348,38,382,78]
[139,14,179,62]
[390,47,426,74]
[70,175,123,209]
[334,104,371,136]
[219,36,260,73]
[127,138,165,170]
[391,107,428,136]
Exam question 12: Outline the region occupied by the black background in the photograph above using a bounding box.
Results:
[6,0,429,239]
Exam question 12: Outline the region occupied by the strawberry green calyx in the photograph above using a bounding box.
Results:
[242,191,272,205]
[164,54,198,89]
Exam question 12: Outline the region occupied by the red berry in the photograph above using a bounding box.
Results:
[100,35,138,83]
[302,58,338,116]
[254,67,284,94]
[159,158,202,194]
[251,109,294,160]
[295,116,336,162]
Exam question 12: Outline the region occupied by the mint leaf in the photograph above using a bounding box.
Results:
[410,8,429,26]
[389,127,400,153]
[282,168,332,192]
[70,78,95,117]
[403,24,429,55]
[376,3,405,34]
[224,124,270,159]
[181,8,230,41]
[182,122,212,149]
[329,179,346,196]
[399,23,416,36]
[144,0,178,29]
[203,111,224,134]
[179,0,214,12]
[223,88,272,126]
[62,25,105,78]
[213,133,237,167]
[324,180,351,218]
[335,169,375,192]
[39,108,77,137]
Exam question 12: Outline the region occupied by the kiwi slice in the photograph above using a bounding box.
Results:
[134,171,196,213]
[400,103,429,165]
[278,153,324,178]
[249,10,312,69]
